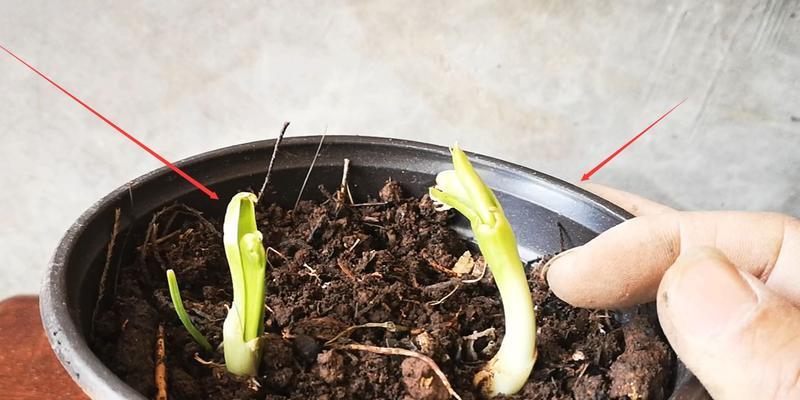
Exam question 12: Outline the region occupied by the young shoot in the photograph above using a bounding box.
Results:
[165,269,213,352]
[164,192,268,376]
[222,192,267,376]
[429,144,537,397]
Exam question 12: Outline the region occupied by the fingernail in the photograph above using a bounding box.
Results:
[663,247,757,339]
[544,248,579,279]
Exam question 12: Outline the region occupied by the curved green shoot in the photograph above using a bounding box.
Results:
[222,192,267,376]
[429,144,537,397]
[165,269,213,352]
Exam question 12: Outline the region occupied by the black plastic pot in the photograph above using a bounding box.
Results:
[41,136,705,399]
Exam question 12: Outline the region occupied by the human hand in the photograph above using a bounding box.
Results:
[546,183,800,399]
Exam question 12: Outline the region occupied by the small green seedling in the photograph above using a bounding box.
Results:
[222,192,267,376]
[166,192,267,377]
[429,144,537,397]
[166,269,213,352]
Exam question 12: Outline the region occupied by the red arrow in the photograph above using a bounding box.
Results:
[0,44,218,200]
[581,98,686,182]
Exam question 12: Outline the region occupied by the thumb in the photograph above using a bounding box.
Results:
[658,247,800,399]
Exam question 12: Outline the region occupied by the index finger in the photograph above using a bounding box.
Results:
[547,211,800,309]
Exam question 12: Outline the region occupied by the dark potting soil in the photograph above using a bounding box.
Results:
[92,180,674,400]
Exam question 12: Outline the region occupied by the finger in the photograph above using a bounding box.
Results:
[580,182,676,216]
[547,211,800,308]
[657,247,800,399]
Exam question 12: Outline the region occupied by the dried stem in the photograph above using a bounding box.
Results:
[334,158,351,214]
[257,121,290,203]
[127,183,135,208]
[336,259,357,282]
[294,128,327,210]
[92,208,121,339]
[426,283,460,306]
[422,279,459,294]
[302,263,322,284]
[349,201,388,208]
[461,259,487,284]
[421,250,459,277]
[333,343,462,400]
[155,325,167,400]
[267,247,287,260]
[135,228,182,251]
[324,321,410,346]
[338,158,351,202]
[556,221,573,252]
[193,353,223,368]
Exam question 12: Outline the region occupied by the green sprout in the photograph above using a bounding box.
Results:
[222,192,267,376]
[166,269,213,352]
[165,192,267,377]
[429,144,537,397]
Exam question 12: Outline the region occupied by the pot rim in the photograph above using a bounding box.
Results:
[40,135,632,399]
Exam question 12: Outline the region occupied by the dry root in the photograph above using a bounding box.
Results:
[426,284,460,306]
[324,321,413,346]
[333,343,462,400]
[155,325,167,400]
[257,121,289,202]
[91,208,121,340]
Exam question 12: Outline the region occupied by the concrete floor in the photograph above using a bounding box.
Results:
[1,1,798,298]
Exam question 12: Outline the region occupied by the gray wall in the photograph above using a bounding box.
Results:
[1,1,798,297]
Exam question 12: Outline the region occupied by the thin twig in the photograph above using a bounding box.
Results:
[347,238,361,253]
[158,204,220,239]
[421,250,459,277]
[334,158,351,215]
[349,201,388,208]
[336,259,358,282]
[332,343,462,400]
[138,221,154,267]
[175,205,221,238]
[461,258,487,284]
[154,229,183,245]
[577,361,590,379]
[267,247,287,260]
[142,204,221,261]
[193,353,223,367]
[422,279,459,294]
[426,283,460,306]
[363,222,385,230]
[161,210,180,237]
[422,267,484,296]
[324,321,409,346]
[155,325,167,400]
[257,121,290,203]
[302,263,322,284]
[135,228,182,251]
[346,184,354,204]
[294,128,327,210]
[150,223,169,269]
[338,158,351,202]
[127,183,135,209]
[92,208,121,339]
[111,223,134,308]
[557,221,570,252]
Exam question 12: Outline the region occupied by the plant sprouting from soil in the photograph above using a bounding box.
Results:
[165,269,213,352]
[221,192,267,376]
[429,144,537,397]
[166,192,267,377]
